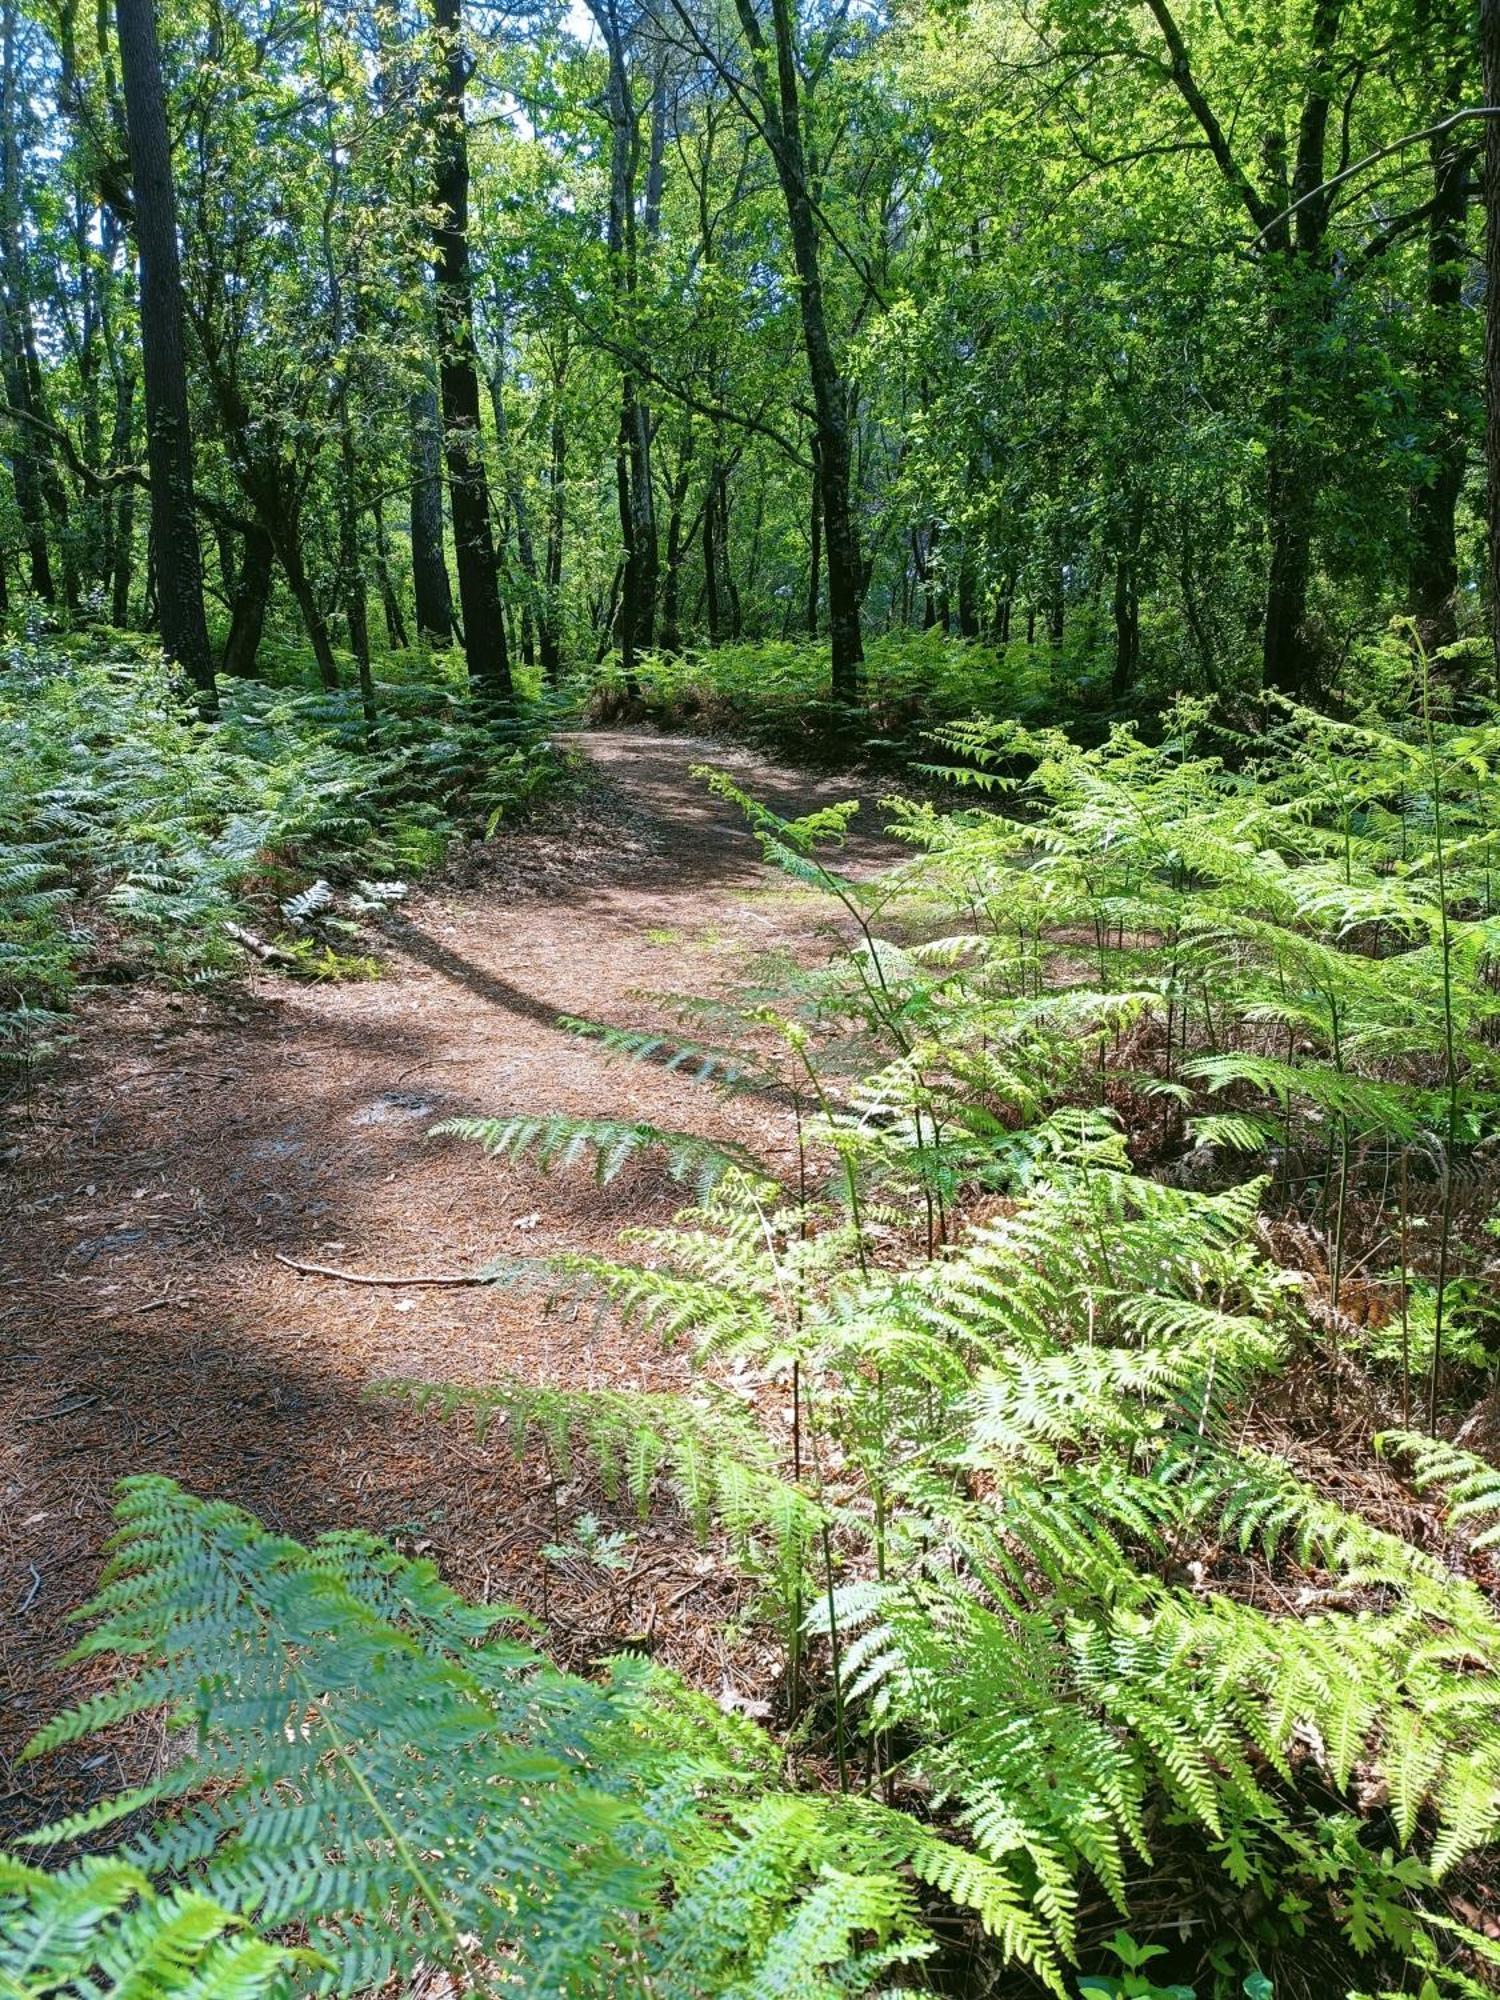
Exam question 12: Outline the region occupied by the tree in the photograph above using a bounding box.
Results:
[431,0,511,702]
[114,0,214,706]
[728,0,864,703]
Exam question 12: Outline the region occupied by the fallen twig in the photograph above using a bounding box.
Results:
[224,921,296,966]
[21,1393,102,1423]
[274,1251,491,1287]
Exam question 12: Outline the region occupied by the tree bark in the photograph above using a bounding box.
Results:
[733,0,863,702]
[541,339,566,680]
[1409,112,1469,649]
[488,306,540,670]
[108,372,136,624]
[806,434,821,636]
[590,1,658,689]
[222,522,272,677]
[431,0,511,702]
[1110,493,1146,700]
[115,0,215,707]
[408,382,453,644]
[657,424,694,654]
[1145,0,1342,699]
[1486,0,1500,681]
[372,495,409,651]
[0,0,54,601]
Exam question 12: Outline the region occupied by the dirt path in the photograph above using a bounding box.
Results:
[0,729,895,1837]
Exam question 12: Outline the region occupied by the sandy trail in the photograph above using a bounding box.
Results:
[0,728,895,1836]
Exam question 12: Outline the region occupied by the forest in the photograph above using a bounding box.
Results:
[4,0,1500,1996]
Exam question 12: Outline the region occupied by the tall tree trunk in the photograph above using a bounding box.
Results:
[733,0,863,703]
[108,373,136,624]
[222,522,272,677]
[372,495,409,650]
[1486,0,1500,683]
[431,0,510,701]
[115,0,215,707]
[703,444,723,645]
[540,340,566,680]
[0,0,54,602]
[1111,494,1146,700]
[657,425,694,654]
[590,2,658,689]
[313,31,374,725]
[957,538,979,639]
[1409,116,1470,650]
[408,382,453,644]
[276,530,341,690]
[1145,0,1342,699]
[806,435,821,637]
[488,306,540,669]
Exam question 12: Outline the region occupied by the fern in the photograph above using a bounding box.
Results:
[432,1112,771,1199]
[1378,1432,1500,1552]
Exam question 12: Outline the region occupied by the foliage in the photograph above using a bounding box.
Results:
[592,629,1105,757]
[17,699,1500,1995]
[0,636,562,1068]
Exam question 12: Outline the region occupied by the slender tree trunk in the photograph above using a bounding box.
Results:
[276,531,341,690]
[703,445,722,645]
[431,0,510,701]
[957,539,979,638]
[1408,120,1468,649]
[590,3,657,689]
[488,308,541,670]
[372,496,409,650]
[1487,0,1500,681]
[657,425,694,654]
[541,344,566,679]
[115,0,215,707]
[806,434,821,636]
[1110,492,1146,698]
[1145,0,1341,699]
[733,0,863,702]
[408,382,453,644]
[0,0,53,601]
[108,376,136,624]
[222,522,272,677]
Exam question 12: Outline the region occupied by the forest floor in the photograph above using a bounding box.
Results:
[0,727,897,1843]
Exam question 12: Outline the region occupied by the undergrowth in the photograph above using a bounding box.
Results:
[9,641,1500,1998]
[589,628,1106,761]
[0,634,564,1076]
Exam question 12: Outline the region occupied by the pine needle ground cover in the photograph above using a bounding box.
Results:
[8,685,1500,1999]
[0,637,564,1078]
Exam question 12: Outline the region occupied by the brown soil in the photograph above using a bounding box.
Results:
[0,728,895,1841]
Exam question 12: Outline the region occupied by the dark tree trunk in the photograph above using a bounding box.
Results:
[488,312,540,669]
[108,377,136,625]
[590,2,657,688]
[373,496,409,650]
[431,0,510,701]
[1481,14,1500,679]
[1145,0,1342,699]
[657,425,694,654]
[222,522,272,677]
[0,0,53,602]
[703,450,722,645]
[541,349,566,680]
[1486,0,1500,682]
[1409,119,1469,651]
[806,434,822,636]
[115,0,215,707]
[733,0,862,701]
[408,384,453,644]
[1111,493,1147,698]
